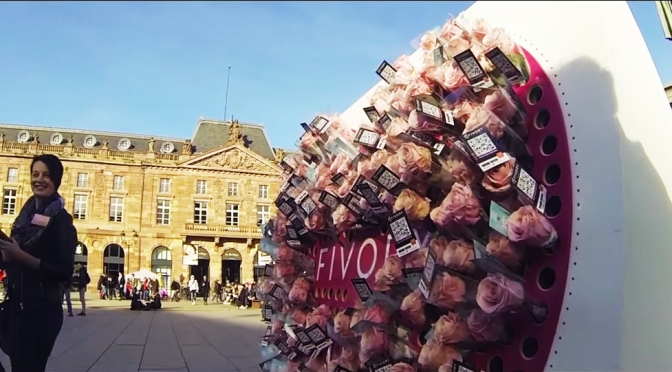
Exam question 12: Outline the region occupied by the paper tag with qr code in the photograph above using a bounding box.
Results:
[451,360,478,372]
[263,264,274,277]
[510,163,548,214]
[305,324,332,350]
[342,193,363,216]
[365,356,393,372]
[263,305,273,322]
[318,191,340,209]
[376,60,397,84]
[461,127,511,172]
[351,278,373,301]
[414,99,455,127]
[354,127,386,149]
[387,210,420,257]
[363,106,380,123]
[356,182,388,216]
[261,325,272,346]
[489,202,511,237]
[372,165,405,196]
[296,190,318,217]
[377,114,392,131]
[453,49,494,92]
[331,173,346,187]
[485,47,523,85]
[310,115,331,134]
[418,247,438,299]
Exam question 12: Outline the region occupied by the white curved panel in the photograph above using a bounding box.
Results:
[337,1,672,370]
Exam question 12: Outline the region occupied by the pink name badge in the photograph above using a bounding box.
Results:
[31,214,50,227]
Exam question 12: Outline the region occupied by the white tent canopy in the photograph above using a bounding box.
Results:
[130,269,159,280]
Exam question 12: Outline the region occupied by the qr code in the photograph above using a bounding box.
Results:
[466,133,497,158]
[459,56,484,79]
[354,282,371,298]
[308,328,324,342]
[377,169,399,190]
[389,217,412,241]
[490,53,516,74]
[287,229,297,239]
[516,167,537,200]
[301,198,317,214]
[423,254,435,281]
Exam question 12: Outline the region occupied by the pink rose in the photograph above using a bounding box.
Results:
[401,290,426,326]
[418,340,462,370]
[482,27,516,56]
[442,239,476,273]
[437,63,469,91]
[390,90,415,116]
[371,86,392,114]
[483,89,518,123]
[464,106,505,140]
[291,309,307,325]
[358,150,390,179]
[476,273,524,314]
[305,210,326,231]
[430,183,482,227]
[332,205,357,232]
[315,170,335,190]
[306,312,328,329]
[272,223,288,244]
[408,110,440,133]
[403,248,427,269]
[333,311,352,337]
[330,152,352,175]
[440,20,466,40]
[374,256,403,290]
[363,303,390,324]
[507,205,557,246]
[445,35,471,56]
[271,320,284,335]
[360,328,389,361]
[486,231,524,268]
[482,157,515,194]
[468,309,504,342]
[405,75,434,98]
[396,142,432,175]
[288,285,308,303]
[273,262,295,279]
[451,99,477,122]
[470,18,491,42]
[431,312,470,344]
[390,363,416,372]
[393,189,430,221]
[428,272,466,309]
[387,116,411,138]
[420,31,440,51]
[448,156,476,185]
[276,246,294,262]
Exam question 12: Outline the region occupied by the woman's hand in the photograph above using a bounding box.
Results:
[0,238,22,262]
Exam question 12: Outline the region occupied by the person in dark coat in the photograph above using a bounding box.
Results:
[201,276,210,305]
[0,154,77,372]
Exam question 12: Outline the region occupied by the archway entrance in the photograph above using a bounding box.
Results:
[72,242,88,291]
[189,247,210,295]
[151,246,172,290]
[221,248,242,285]
[103,243,125,280]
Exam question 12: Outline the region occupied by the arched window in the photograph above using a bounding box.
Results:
[151,246,172,290]
[103,244,125,278]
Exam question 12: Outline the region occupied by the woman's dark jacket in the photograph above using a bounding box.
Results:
[1,210,77,305]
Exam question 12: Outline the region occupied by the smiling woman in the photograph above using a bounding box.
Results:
[0,154,78,372]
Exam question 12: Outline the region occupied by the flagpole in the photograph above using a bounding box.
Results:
[224,66,231,120]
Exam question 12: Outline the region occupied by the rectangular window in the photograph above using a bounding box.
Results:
[159,178,171,193]
[73,194,88,220]
[228,182,239,197]
[196,180,207,194]
[156,199,171,225]
[257,205,270,226]
[113,175,124,190]
[109,197,124,222]
[77,173,88,188]
[6,168,18,183]
[258,185,269,199]
[194,201,208,224]
[226,203,240,226]
[2,189,17,215]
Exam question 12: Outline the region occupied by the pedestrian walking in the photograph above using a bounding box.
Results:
[201,276,210,305]
[188,275,198,305]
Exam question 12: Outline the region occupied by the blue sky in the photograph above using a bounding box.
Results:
[0,1,670,150]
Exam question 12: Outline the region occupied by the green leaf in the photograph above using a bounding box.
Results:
[509,53,530,84]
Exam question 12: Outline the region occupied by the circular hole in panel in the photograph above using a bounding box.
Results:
[321,288,327,298]
[314,288,320,298]
[342,289,348,301]
[522,337,539,359]
[528,85,543,105]
[542,135,558,155]
[327,288,334,299]
[544,164,561,185]
[502,325,515,345]
[538,268,556,290]
[488,356,504,372]
[546,196,562,217]
[535,109,551,129]
[336,289,342,301]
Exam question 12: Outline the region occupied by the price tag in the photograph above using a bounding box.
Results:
[387,210,420,257]
[376,60,397,84]
[461,127,511,172]
[418,248,438,299]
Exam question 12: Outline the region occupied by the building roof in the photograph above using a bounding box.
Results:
[0,123,188,154]
[0,118,278,159]
[190,118,275,160]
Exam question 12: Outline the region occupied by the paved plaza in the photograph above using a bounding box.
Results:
[0,299,266,372]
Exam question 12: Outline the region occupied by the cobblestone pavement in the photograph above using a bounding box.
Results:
[0,298,265,372]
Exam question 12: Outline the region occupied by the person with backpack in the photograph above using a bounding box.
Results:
[77,267,90,316]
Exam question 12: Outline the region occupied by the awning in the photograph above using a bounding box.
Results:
[656,1,672,40]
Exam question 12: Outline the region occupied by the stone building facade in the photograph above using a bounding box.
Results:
[0,119,283,292]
